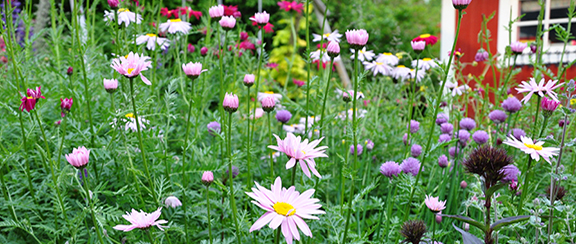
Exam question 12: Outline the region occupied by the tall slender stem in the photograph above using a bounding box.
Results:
[318,58,335,138]
[267,112,274,177]
[282,16,298,94]
[303,0,312,135]
[128,77,156,202]
[206,185,213,244]
[227,112,241,244]
[147,229,156,244]
[246,86,253,185]
[82,170,105,244]
[404,57,420,155]
[548,112,570,240]
[402,10,464,224]
[181,81,196,243]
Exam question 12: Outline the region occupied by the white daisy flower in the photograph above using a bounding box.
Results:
[503,135,560,165]
[408,69,426,82]
[159,19,192,34]
[412,58,439,71]
[350,47,375,62]
[283,124,306,134]
[135,34,170,51]
[392,65,411,80]
[375,52,399,66]
[310,49,331,63]
[312,30,342,43]
[104,8,142,27]
[363,61,392,76]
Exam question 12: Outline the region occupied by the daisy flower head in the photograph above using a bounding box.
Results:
[283,124,305,134]
[452,0,472,10]
[345,29,369,49]
[310,48,330,63]
[392,65,411,80]
[364,61,392,76]
[411,41,426,52]
[412,58,438,71]
[104,8,142,27]
[249,11,270,25]
[312,30,342,43]
[219,16,237,30]
[111,52,152,85]
[246,177,325,244]
[510,41,527,54]
[516,77,563,104]
[503,135,560,165]
[209,5,224,18]
[258,92,283,103]
[135,34,170,51]
[159,19,192,34]
[376,52,399,66]
[412,34,438,46]
[350,47,375,62]
[123,113,149,132]
[424,195,446,212]
[113,208,168,232]
[182,62,207,80]
[408,69,425,82]
[268,133,328,178]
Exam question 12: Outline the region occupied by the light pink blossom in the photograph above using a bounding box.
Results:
[65,146,90,169]
[424,195,446,213]
[268,133,328,178]
[111,52,152,85]
[113,208,168,232]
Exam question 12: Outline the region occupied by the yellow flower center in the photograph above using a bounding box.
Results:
[420,34,431,38]
[376,62,384,65]
[397,65,406,68]
[396,53,403,58]
[127,68,135,74]
[323,33,330,37]
[383,52,392,56]
[524,143,543,150]
[118,8,130,13]
[273,202,296,216]
[125,113,135,118]
[265,91,274,94]
[169,18,182,22]
[423,58,432,61]
[27,96,33,99]
[420,86,427,92]
[146,33,157,37]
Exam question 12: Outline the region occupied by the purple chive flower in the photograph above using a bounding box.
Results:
[459,118,476,131]
[380,161,401,178]
[438,155,449,168]
[458,129,470,145]
[411,144,422,157]
[275,110,292,124]
[440,123,454,135]
[474,49,489,62]
[559,119,570,127]
[207,121,221,136]
[510,128,526,140]
[472,130,489,145]
[365,139,374,151]
[225,165,239,179]
[408,120,420,133]
[350,144,363,156]
[489,110,507,124]
[400,157,421,176]
[436,113,448,125]
[501,97,522,113]
[403,133,409,145]
[448,146,460,158]
[501,164,520,183]
[438,134,451,143]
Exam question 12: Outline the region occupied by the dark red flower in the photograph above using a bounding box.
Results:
[188,10,202,20]
[160,7,172,18]
[252,21,275,33]
[240,32,249,41]
[265,63,279,69]
[278,1,304,13]
[223,5,241,18]
[239,40,256,50]
[293,79,305,87]
[412,34,438,46]
[20,96,36,112]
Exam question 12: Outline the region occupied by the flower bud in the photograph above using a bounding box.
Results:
[202,171,214,186]
[243,74,255,87]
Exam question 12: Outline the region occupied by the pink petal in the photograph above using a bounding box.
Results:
[250,212,275,232]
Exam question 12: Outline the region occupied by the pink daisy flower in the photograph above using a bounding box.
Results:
[246,177,325,244]
[268,132,328,178]
[113,208,168,232]
[111,52,152,85]
[503,135,560,165]
[516,77,563,104]
[424,195,446,213]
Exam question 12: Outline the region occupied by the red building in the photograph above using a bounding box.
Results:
[440,0,576,102]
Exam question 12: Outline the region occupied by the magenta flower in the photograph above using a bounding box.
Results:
[65,146,90,169]
[475,49,489,62]
[182,62,207,79]
[113,208,168,232]
[20,96,36,112]
[164,196,182,208]
[345,29,369,49]
[110,52,152,85]
[27,86,46,100]
[326,41,340,58]
[246,177,325,244]
[60,98,73,117]
[223,93,239,113]
[541,96,560,112]
[424,195,446,213]
[219,16,236,29]
[249,11,270,25]
[278,1,304,13]
[412,34,438,46]
[268,132,328,178]
[209,5,224,18]
[201,47,208,56]
[108,0,119,8]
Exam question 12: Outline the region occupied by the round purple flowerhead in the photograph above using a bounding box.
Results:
[350,144,363,156]
[474,49,489,62]
[559,119,570,128]
[501,97,522,113]
[440,123,454,135]
[400,157,421,176]
[207,121,221,136]
[275,110,292,124]
[403,133,409,145]
[225,166,239,179]
[408,120,420,133]
[500,164,520,183]
[458,129,470,145]
[365,139,375,151]
[411,144,422,157]
[472,130,489,145]
[459,118,476,131]
[438,134,451,143]
[438,155,449,168]
[436,113,448,126]
[448,146,460,158]
[380,161,401,178]
[510,128,526,140]
[489,110,507,124]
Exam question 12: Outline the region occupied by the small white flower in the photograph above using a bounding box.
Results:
[412,58,439,71]
[159,19,192,34]
[375,52,399,66]
[104,8,142,27]
[350,47,375,61]
[363,61,392,76]
[135,34,170,51]
[503,135,560,165]
[312,30,343,43]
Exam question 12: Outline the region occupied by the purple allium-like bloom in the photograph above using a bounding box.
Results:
[500,164,520,183]
[401,157,421,176]
[459,118,476,131]
[438,134,451,143]
[225,165,239,179]
[475,49,489,62]
[440,123,454,135]
[489,110,508,124]
[276,110,292,124]
[403,133,409,145]
[207,121,221,136]
[350,144,363,156]
[380,161,401,178]
[472,130,489,145]
[408,120,420,133]
[365,139,374,151]
[438,155,449,168]
[449,146,460,158]
[436,113,448,125]
[501,96,522,113]
[411,144,422,157]
[559,119,570,127]
[458,129,470,145]
[510,128,526,140]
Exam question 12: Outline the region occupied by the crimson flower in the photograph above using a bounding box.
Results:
[223,5,241,18]
[412,34,438,46]
[278,1,304,13]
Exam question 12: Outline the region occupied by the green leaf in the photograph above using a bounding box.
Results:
[485,183,506,199]
[441,214,487,232]
[490,215,531,231]
[452,223,484,244]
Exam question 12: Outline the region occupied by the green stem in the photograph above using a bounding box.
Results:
[376,180,394,240]
[82,169,105,244]
[401,9,464,225]
[318,58,335,138]
[268,112,274,177]
[147,229,156,244]
[404,57,420,155]
[303,0,312,135]
[340,102,349,210]
[250,35,265,175]
[227,112,241,244]
[246,86,252,186]
[206,185,213,244]
[274,227,281,244]
[282,16,298,94]
[538,115,549,138]
[291,166,297,186]
[128,77,156,202]
[181,82,196,243]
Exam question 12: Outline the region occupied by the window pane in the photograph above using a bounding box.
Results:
[549,23,576,43]
[520,25,538,42]
[521,0,541,21]
[550,0,575,19]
